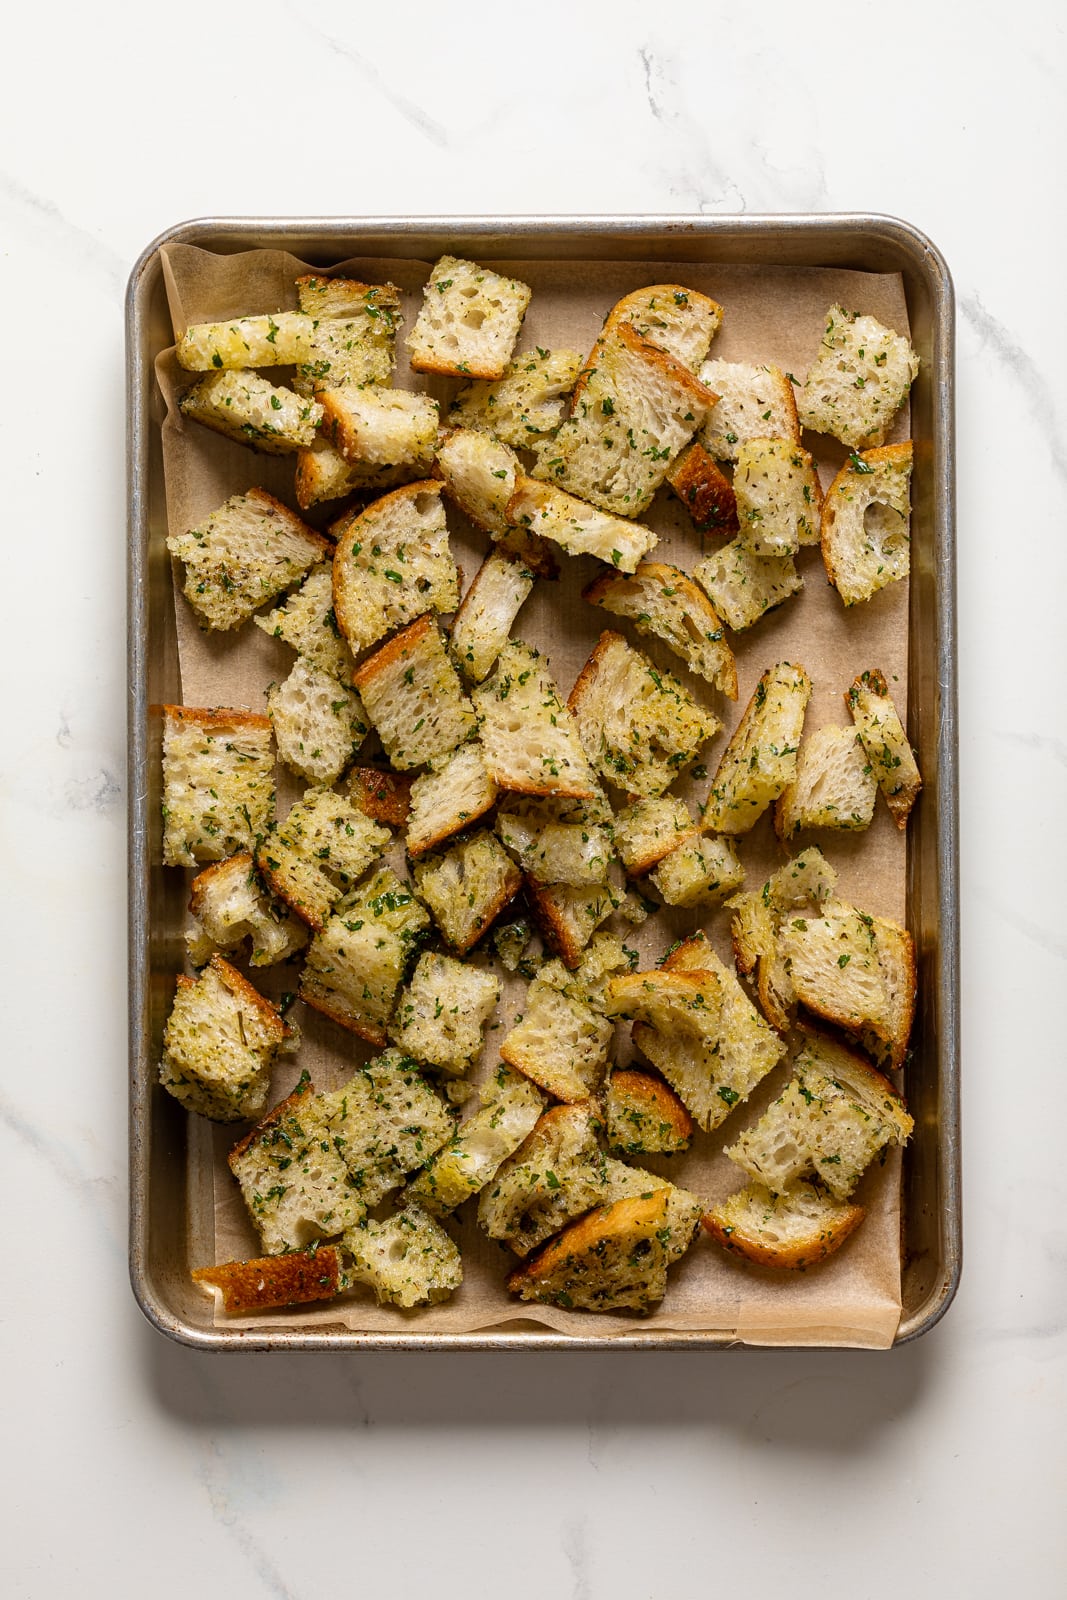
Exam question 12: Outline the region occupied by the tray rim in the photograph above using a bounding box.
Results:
[127,211,960,1352]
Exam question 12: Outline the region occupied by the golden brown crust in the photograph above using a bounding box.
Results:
[242,486,334,558]
[188,852,255,917]
[346,767,413,827]
[506,1190,671,1295]
[411,354,507,381]
[297,989,389,1047]
[701,1199,865,1269]
[608,1069,693,1144]
[161,705,272,733]
[582,561,738,702]
[447,862,523,956]
[659,931,710,972]
[294,273,401,310]
[570,318,720,413]
[254,850,324,933]
[227,1078,314,1168]
[524,879,607,969]
[665,442,739,533]
[193,1246,343,1313]
[209,955,289,1043]
[820,442,913,595]
[351,613,434,692]
[565,629,619,721]
[601,284,724,354]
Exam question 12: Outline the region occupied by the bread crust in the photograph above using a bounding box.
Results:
[208,954,289,1044]
[352,612,433,691]
[193,1246,343,1313]
[299,989,389,1047]
[228,1077,313,1167]
[346,767,413,826]
[188,851,255,917]
[160,705,272,733]
[665,441,739,532]
[506,1189,671,1304]
[607,1068,693,1148]
[702,1189,865,1269]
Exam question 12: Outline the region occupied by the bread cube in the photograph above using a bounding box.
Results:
[703,662,810,834]
[665,440,738,532]
[332,481,459,655]
[179,371,322,453]
[168,488,330,633]
[703,1180,865,1270]
[186,851,308,968]
[412,829,522,955]
[846,667,922,827]
[478,1101,609,1257]
[649,832,744,907]
[474,640,602,801]
[255,563,356,681]
[354,615,476,771]
[193,1246,345,1313]
[583,562,738,698]
[407,256,532,379]
[693,537,803,632]
[698,359,799,461]
[798,304,919,449]
[299,867,429,1043]
[177,311,313,371]
[390,952,501,1076]
[604,1069,692,1156]
[450,549,538,684]
[294,274,401,394]
[256,789,391,931]
[319,385,438,472]
[406,741,498,858]
[507,1190,672,1314]
[450,346,582,447]
[345,1203,462,1307]
[821,442,913,606]
[733,438,823,554]
[161,706,274,868]
[407,1066,544,1215]
[506,475,658,573]
[268,657,368,786]
[613,796,699,876]
[159,955,288,1122]
[774,723,877,840]
[599,284,723,372]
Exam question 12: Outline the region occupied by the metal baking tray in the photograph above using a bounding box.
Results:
[127,214,959,1350]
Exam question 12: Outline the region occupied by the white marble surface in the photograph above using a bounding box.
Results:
[2,1,1065,1594]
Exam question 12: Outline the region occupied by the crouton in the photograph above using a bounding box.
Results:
[449,347,582,447]
[506,1190,672,1314]
[732,438,823,554]
[478,1101,609,1256]
[600,1160,706,1261]
[665,441,738,533]
[604,1069,692,1155]
[778,898,915,1057]
[857,916,917,1072]
[473,640,602,801]
[598,284,723,372]
[344,1203,462,1307]
[500,943,623,1103]
[353,616,476,770]
[583,562,738,698]
[193,1246,346,1314]
[612,796,700,876]
[821,443,913,606]
[314,1051,454,1207]
[774,724,877,840]
[702,662,811,834]
[293,437,419,511]
[176,311,313,371]
[526,874,622,968]
[256,789,391,931]
[703,1180,865,1270]
[319,386,439,475]
[407,1066,545,1215]
[506,474,659,573]
[495,802,613,886]
[412,829,522,955]
[179,371,323,453]
[693,538,803,632]
[846,668,922,827]
[267,657,368,786]
[407,256,532,378]
[728,846,838,1031]
[346,767,413,828]
[390,952,501,1076]
[186,851,308,968]
[450,550,538,684]
[168,488,330,633]
[331,482,459,656]
[405,741,498,858]
[569,631,721,797]
[161,706,274,868]
[649,832,744,907]
[294,275,402,393]
[434,426,522,538]
[159,955,288,1122]
[698,360,799,461]
[299,867,430,1043]
[797,304,919,449]
[255,563,356,681]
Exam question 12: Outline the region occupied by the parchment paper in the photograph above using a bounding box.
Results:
[158,242,913,1348]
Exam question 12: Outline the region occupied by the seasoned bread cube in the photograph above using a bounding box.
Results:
[507,1189,672,1314]
[693,537,803,632]
[598,284,723,372]
[176,311,313,371]
[228,1075,366,1253]
[434,427,522,540]
[532,323,717,516]
[161,706,274,868]
[569,631,721,797]
[495,800,613,886]
[449,347,582,448]
[451,549,538,684]
[255,563,356,681]
[775,723,877,840]
[256,789,390,931]
[703,662,811,834]
[778,898,915,1056]
[316,1051,454,1207]
[733,438,823,554]
[186,851,308,968]
[299,867,429,1043]
[412,829,522,955]
[797,304,919,449]
[346,767,413,828]
[319,385,438,472]
[821,442,913,605]
[526,875,622,968]
[168,488,330,632]
[474,640,602,801]
[613,796,700,876]
[332,482,460,656]
[267,657,368,786]
[294,274,401,394]
[583,562,738,698]
[478,1101,609,1257]
[665,441,738,533]
[500,942,625,1103]
[604,1069,692,1155]
[649,832,744,907]
[600,1159,706,1262]
[353,616,476,770]
[405,741,498,858]
[846,668,922,827]
[179,371,323,453]
[407,1066,544,1214]
[703,1180,865,1270]
[698,360,799,461]
[856,915,917,1072]
[407,256,532,379]
[390,952,501,1076]
[506,474,659,573]
[728,846,838,1032]
[159,955,288,1122]
[344,1203,462,1307]
[294,437,419,510]
[193,1246,346,1313]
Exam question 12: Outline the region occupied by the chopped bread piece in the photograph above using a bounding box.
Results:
[728,846,838,1032]
[179,371,323,453]
[778,898,915,1056]
[310,1051,454,1207]
[256,789,391,931]
[526,875,622,968]
[506,475,658,573]
[495,802,613,887]
[449,347,582,448]
[267,656,368,786]
[405,741,498,857]
[492,917,534,973]
[821,442,913,605]
[507,1190,672,1313]
[159,955,288,1122]
[733,438,823,554]
[693,537,803,632]
[478,1101,609,1257]
[698,360,799,461]
[161,706,274,868]
[703,662,811,834]
[605,1069,692,1155]
[346,766,413,828]
[294,274,401,393]
[649,832,744,907]
[613,796,700,876]
[474,640,602,800]
[434,427,522,540]
[332,482,459,656]
[532,323,717,516]
[846,668,922,827]
[665,441,739,533]
[299,867,430,1043]
[500,942,625,1102]
[186,851,309,968]
[319,385,438,472]
[344,1203,462,1307]
[193,1246,346,1313]
[726,1030,913,1201]
[407,255,532,379]
[583,562,738,698]
[599,284,723,372]
[407,1066,545,1215]
[856,915,917,1072]
[703,1180,865,1270]
[451,549,538,684]
[294,437,418,510]
[798,304,919,449]
[600,1160,706,1262]
[413,829,522,955]
[176,311,313,371]
[168,488,330,632]
[569,631,721,797]
[255,563,356,681]
[228,1075,367,1252]
[775,723,877,839]
[390,952,501,1076]
[353,616,476,770]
